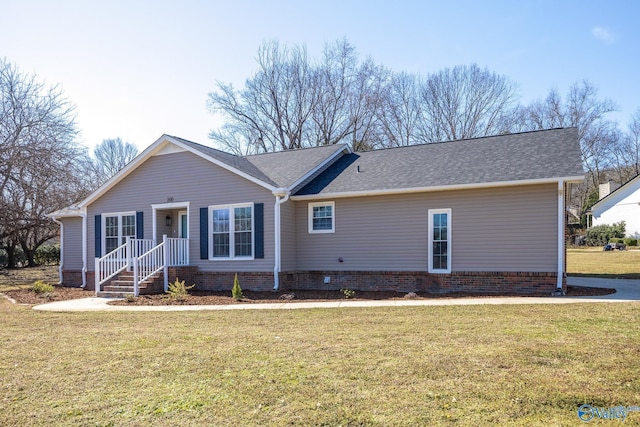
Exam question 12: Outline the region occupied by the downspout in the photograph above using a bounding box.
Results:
[557,180,565,292]
[81,211,87,288]
[273,188,290,291]
[51,217,64,285]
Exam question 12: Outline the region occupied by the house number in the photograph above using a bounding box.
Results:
[167,197,174,202]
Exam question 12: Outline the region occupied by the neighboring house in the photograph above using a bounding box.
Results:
[49,128,583,296]
[590,174,640,238]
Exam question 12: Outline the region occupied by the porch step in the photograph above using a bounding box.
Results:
[97,273,164,297]
[97,291,135,298]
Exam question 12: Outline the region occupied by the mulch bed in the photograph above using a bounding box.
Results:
[1,284,615,306]
[2,286,89,305]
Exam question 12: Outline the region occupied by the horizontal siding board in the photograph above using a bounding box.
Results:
[294,184,558,272]
[61,217,83,269]
[280,202,297,271]
[87,151,275,272]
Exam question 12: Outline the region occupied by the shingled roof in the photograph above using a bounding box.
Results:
[245,143,348,188]
[170,136,348,189]
[295,128,583,197]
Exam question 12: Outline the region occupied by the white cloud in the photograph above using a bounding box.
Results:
[592,26,615,44]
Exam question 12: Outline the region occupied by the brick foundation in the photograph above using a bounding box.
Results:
[195,271,276,292]
[61,270,85,288]
[167,267,200,288]
[70,268,564,295]
[281,271,564,296]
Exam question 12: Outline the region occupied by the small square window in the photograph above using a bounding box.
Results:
[309,202,335,233]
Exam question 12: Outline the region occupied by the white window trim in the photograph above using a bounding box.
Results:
[102,211,136,253]
[428,208,452,274]
[308,201,335,234]
[208,203,254,261]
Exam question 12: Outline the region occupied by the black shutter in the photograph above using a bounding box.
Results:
[95,214,102,258]
[200,207,209,259]
[136,211,144,239]
[254,203,264,259]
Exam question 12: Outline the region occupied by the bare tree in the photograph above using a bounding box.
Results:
[309,39,359,146]
[208,41,316,153]
[515,80,620,220]
[0,58,89,267]
[614,108,640,179]
[93,137,138,179]
[518,81,618,186]
[417,64,518,142]
[376,71,422,147]
[207,39,390,153]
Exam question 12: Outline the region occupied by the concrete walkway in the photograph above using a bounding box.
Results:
[31,276,640,312]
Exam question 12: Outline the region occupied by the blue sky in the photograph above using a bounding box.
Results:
[2,0,638,152]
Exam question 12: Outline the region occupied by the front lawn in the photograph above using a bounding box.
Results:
[1,299,639,426]
[567,247,640,278]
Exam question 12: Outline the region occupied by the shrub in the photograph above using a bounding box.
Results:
[35,245,60,265]
[232,273,243,301]
[624,238,638,247]
[341,288,356,299]
[166,277,195,301]
[585,222,626,246]
[610,238,625,244]
[0,246,26,268]
[32,280,54,294]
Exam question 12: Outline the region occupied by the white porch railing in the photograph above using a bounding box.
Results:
[132,241,165,296]
[95,236,189,296]
[166,237,189,266]
[131,239,155,258]
[95,241,129,291]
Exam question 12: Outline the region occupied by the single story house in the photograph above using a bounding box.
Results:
[49,127,583,296]
[590,174,640,237]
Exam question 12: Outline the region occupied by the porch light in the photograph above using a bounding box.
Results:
[166,215,172,227]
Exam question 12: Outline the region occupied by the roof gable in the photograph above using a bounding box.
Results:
[295,128,584,198]
[245,143,349,189]
[591,174,640,213]
[75,135,350,208]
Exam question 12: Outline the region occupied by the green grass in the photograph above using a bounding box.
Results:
[567,247,640,278]
[2,299,640,426]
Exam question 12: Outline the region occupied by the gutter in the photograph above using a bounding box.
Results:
[556,180,565,292]
[272,188,290,290]
[80,211,87,288]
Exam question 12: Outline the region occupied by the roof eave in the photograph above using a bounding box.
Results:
[290,175,585,201]
[47,206,87,218]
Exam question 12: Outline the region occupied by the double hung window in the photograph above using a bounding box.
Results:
[428,209,451,273]
[210,203,254,259]
[308,202,335,233]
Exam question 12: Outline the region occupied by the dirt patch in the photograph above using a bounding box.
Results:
[0,264,617,306]
[0,265,59,286]
[2,286,89,305]
[107,285,615,306]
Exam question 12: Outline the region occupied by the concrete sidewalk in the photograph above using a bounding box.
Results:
[31,276,640,312]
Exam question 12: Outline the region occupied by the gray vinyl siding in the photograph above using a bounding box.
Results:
[294,183,558,272]
[280,201,297,271]
[61,217,83,270]
[87,151,275,272]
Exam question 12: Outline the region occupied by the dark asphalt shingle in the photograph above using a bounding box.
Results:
[170,136,347,189]
[295,128,583,196]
